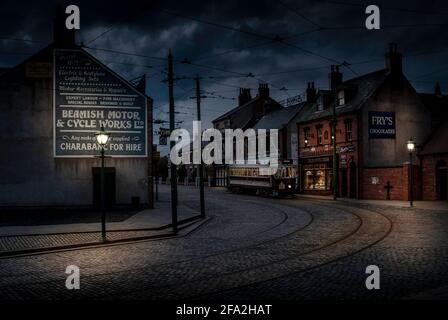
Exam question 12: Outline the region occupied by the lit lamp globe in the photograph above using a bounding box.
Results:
[95,127,110,147]
[407,139,415,152]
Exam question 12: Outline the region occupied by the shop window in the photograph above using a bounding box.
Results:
[304,163,332,191]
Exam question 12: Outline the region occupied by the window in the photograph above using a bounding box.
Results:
[345,119,353,142]
[303,127,311,146]
[316,96,324,112]
[304,164,333,191]
[337,90,345,106]
[316,126,323,145]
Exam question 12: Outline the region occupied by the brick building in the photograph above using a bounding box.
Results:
[419,122,448,200]
[297,44,437,200]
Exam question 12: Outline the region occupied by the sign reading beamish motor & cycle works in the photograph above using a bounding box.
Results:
[368,111,396,139]
[54,49,147,157]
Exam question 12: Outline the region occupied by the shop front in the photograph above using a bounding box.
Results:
[301,156,333,195]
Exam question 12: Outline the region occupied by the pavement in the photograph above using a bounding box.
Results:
[0,197,207,256]
[297,194,448,211]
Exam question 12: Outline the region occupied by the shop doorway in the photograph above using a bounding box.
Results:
[349,162,357,198]
[436,160,447,200]
[92,167,116,209]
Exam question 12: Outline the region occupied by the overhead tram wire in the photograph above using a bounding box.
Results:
[148,5,344,66]
[323,1,448,15]
[83,46,167,62]
[277,0,324,29]
[0,36,49,45]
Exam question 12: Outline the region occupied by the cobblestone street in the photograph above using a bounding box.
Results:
[1,185,448,300]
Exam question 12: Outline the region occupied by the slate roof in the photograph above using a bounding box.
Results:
[419,121,448,155]
[419,93,448,119]
[212,96,279,123]
[253,102,306,130]
[298,68,390,123]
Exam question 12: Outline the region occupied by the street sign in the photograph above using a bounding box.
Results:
[54,49,147,157]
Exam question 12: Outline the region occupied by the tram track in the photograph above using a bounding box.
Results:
[0,198,313,290]
[186,200,394,299]
[0,195,394,300]
[97,200,370,299]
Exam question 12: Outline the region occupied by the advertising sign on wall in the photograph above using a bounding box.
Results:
[368,111,396,139]
[54,49,147,157]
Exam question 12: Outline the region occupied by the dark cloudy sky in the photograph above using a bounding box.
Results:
[1,0,448,154]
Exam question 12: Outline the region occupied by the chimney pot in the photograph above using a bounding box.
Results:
[238,87,252,106]
[258,83,270,98]
[385,42,402,75]
[329,65,343,91]
[306,81,317,103]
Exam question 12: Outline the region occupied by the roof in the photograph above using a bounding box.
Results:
[0,44,152,100]
[298,68,389,123]
[419,121,448,155]
[213,96,256,123]
[253,102,306,130]
[212,96,279,123]
[418,93,448,119]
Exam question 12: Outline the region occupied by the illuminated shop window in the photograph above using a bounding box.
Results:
[304,164,332,190]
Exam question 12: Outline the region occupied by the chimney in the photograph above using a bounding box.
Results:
[238,88,252,106]
[329,65,343,92]
[435,81,442,96]
[53,5,76,48]
[306,82,317,102]
[385,43,402,75]
[258,83,270,98]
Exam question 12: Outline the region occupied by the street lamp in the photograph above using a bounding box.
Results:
[304,138,309,147]
[407,137,415,207]
[95,126,110,242]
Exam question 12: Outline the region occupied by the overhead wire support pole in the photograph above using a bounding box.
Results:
[168,49,178,234]
[332,66,339,201]
[195,75,206,219]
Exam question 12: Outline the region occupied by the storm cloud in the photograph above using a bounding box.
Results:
[1,0,447,154]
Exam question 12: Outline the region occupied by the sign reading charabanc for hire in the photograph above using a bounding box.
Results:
[368,111,396,139]
[54,49,147,157]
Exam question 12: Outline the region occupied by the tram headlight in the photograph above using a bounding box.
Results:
[288,184,292,189]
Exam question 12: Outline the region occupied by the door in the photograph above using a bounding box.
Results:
[92,167,116,209]
[340,168,347,197]
[436,160,447,200]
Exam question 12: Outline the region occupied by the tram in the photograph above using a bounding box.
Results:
[227,163,298,197]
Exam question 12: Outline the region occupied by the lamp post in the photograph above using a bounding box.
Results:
[407,137,415,207]
[95,126,110,242]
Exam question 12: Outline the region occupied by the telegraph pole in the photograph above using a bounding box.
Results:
[332,86,339,201]
[195,75,205,218]
[168,49,178,234]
